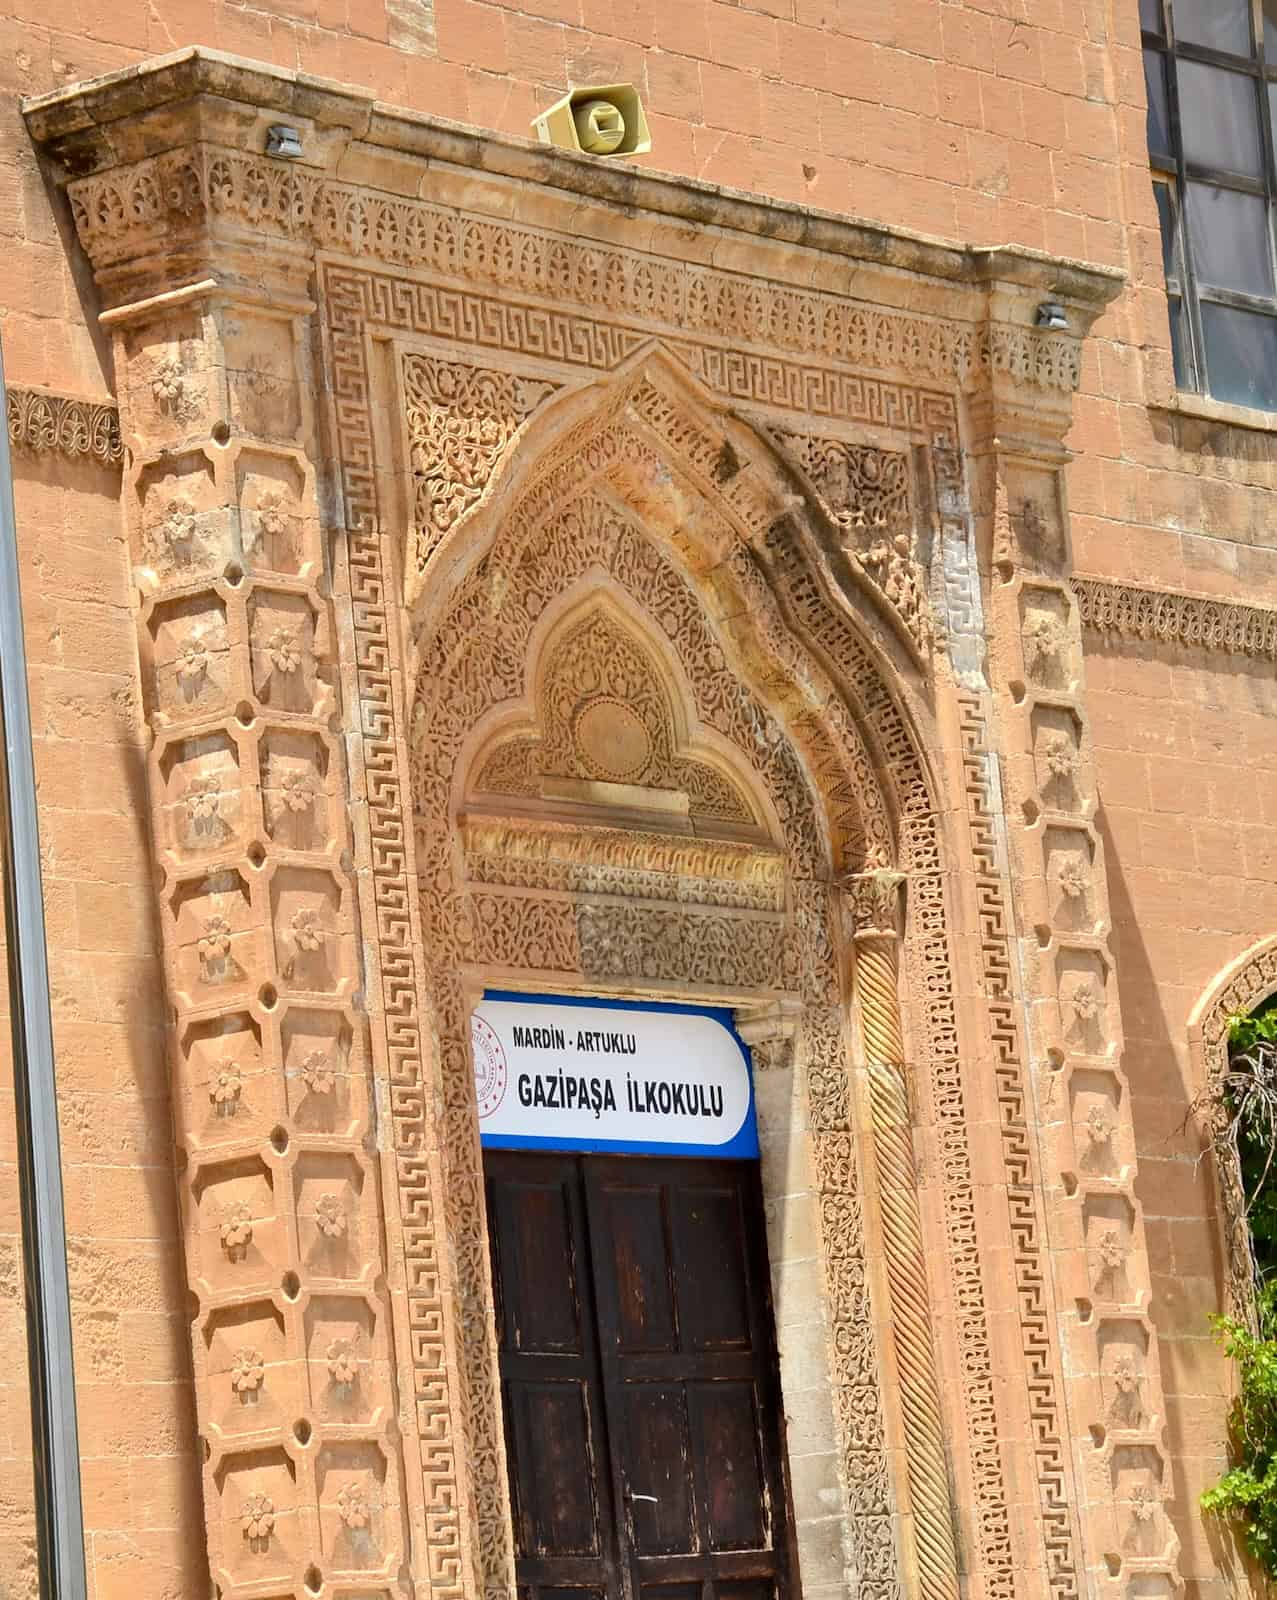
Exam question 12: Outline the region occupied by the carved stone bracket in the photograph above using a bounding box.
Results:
[735,996,804,1073]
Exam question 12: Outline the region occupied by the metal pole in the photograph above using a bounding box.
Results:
[0,334,88,1600]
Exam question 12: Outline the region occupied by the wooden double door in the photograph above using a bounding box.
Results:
[485,1151,798,1600]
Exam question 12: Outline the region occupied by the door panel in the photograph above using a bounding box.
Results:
[598,1183,678,1351]
[693,1381,767,1550]
[487,1152,622,1600]
[585,1157,796,1600]
[622,1384,698,1554]
[488,1150,797,1600]
[671,1184,752,1351]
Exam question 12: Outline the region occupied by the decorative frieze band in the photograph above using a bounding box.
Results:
[6,384,123,466]
[1073,574,1277,659]
[65,142,1082,393]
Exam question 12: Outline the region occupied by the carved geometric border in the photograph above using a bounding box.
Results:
[66,141,1083,395]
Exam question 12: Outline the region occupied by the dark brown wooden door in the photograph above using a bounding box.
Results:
[486,1152,796,1600]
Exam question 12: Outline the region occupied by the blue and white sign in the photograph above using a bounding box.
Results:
[471,991,758,1158]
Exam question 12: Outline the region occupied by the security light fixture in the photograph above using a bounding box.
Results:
[266,124,304,160]
[532,85,652,158]
[1036,301,1069,331]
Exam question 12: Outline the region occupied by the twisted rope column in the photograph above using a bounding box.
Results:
[848,871,959,1600]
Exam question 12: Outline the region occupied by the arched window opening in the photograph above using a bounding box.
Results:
[1199,994,1277,1568]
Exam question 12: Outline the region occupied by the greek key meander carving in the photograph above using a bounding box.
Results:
[956,693,1083,1600]
[6,383,124,466]
[1074,573,1277,657]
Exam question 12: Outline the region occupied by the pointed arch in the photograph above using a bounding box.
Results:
[404,340,971,1600]
[463,579,779,842]
[1189,935,1277,1320]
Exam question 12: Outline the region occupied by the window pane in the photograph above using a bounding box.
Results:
[1178,60,1262,175]
[1264,0,1277,58]
[1141,0,1163,34]
[1145,50,1173,160]
[1201,302,1277,406]
[1268,82,1277,170]
[1187,181,1274,293]
[1153,181,1180,282]
[1173,0,1252,55]
[1167,296,1192,387]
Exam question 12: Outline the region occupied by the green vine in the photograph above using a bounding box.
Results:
[1202,1001,1277,1569]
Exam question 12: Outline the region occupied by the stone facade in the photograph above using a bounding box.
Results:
[0,10,1269,1600]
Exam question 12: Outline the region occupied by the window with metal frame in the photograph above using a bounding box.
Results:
[1143,0,1277,409]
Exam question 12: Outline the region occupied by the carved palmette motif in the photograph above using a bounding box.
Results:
[1074,572,1277,659]
[7,383,124,465]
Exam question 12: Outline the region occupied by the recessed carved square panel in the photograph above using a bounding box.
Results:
[236,451,312,576]
[1110,1444,1167,1559]
[1031,706,1085,811]
[170,868,259,1005]
[136,453,228,584]
[190,1156,284,1296]
[270,867,347,993]
[1083,1193,1136,1305]
[203,1301,299,1439]
[1097,1320,1150,1432]
[223,308,302,442]
[1020,587,1075,692]
[1056,948,1110,1055]
[316,1441,393,1574]
[213,1447,300,1586]
[158,730,244,858]
[249,589,328,715]
[282,1008,360,1135]
[1070,1068,1126,1181]
[1043,827,1097,934]
[180,1011,276,1150]
[146,592,233,723]
[123,325,210,443]
[303,1295,379,1425]
[260,730,331,851]
[294,1154,368,1283]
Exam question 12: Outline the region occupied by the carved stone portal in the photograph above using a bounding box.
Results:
[23,47,1180,1600]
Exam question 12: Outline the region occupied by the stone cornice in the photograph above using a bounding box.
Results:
[24,48,1123,394]
[23,48,1120,301]
[6,384,123,467]
[1073,573,1277,658]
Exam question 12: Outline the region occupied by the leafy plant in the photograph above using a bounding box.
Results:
[1202,1283,1277,1566]
[1202,1001,1277,1569]
[1219,1003,1277,1282]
